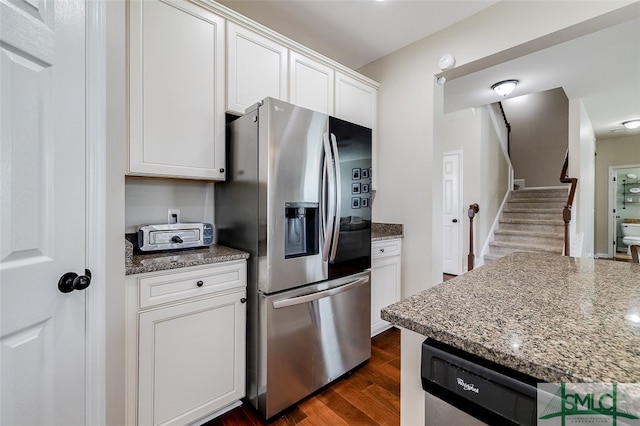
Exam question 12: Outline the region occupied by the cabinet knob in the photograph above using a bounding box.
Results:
[219,168,225,173]
[196,280,204,287]
[240,298,247,304]
[379,248,385,253]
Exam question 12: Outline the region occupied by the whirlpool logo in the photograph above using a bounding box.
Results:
[456,377,480,393]
[538,383,640,425]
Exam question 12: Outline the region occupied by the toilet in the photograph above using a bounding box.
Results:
[621,223,640,252]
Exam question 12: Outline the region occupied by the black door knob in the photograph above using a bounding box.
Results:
[58,269,92,293]
[452,219,458,223]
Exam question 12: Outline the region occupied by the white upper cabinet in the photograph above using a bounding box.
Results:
[335,71,378,189]
[128,0,226,180]
[335,71,377,129]
[227,22,289,114]
[289,51,334,115]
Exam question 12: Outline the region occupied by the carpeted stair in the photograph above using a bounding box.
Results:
[484,187,568,263]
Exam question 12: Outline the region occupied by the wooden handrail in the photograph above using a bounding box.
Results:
[498,102,512,156]
[468,203,479,271]
[559,152,578,256]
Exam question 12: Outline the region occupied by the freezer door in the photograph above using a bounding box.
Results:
[261,98,330,293]
[256,271,371,419]
[327,117,372,279]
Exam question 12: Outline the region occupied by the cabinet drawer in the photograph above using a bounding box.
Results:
[136,261,246,309]
[371,239,401,259]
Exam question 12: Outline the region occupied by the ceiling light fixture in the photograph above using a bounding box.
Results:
[622,119,640,130]
[491,79,519,97]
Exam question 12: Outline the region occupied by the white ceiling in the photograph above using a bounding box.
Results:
[444,15,640,140]
[218,0,498,69]
[219,0,640,140]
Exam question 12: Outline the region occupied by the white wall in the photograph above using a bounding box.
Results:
[505,88,569,187]
[444,107,509,272]
[443,109,479,273]
[568,99,596,258]
[124,178,215,233]
[479,107,510,259]
[358,2,634,425]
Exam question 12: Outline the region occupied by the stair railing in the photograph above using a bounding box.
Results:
[559,151,578,256]
[468,203,480,270]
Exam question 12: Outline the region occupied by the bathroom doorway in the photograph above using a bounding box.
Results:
[608,165,640,260]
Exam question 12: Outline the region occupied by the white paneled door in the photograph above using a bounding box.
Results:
[443,152,462,275]
[1,0,87,424]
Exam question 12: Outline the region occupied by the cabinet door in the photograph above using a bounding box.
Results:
[289,51,334,115]
[371,239,401,337]
[227,22,288,114]
[138,291,246,426]
[334,71,377,129]
[371,256,401,337]
[129,0,226,180]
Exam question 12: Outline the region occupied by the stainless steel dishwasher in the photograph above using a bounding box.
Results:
[421,339,540,426]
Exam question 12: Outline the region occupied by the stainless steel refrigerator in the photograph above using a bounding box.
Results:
[215,97,372,419]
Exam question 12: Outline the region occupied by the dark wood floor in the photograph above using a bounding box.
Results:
[206,327,400,426]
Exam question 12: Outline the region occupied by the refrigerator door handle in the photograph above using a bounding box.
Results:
[322,132,336,261]
[329,133,341,261]
[321,157,328,243]
[272,275,370,309]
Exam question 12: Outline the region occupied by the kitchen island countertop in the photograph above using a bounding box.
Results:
[382,252,640,383]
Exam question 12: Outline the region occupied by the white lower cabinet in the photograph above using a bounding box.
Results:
[127,261,247,426]
[371,239,402,337]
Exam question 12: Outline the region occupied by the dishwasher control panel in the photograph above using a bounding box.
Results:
[421,339,541,426]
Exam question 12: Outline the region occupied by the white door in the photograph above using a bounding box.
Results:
[443,152,462,275]
[1,0,87,424]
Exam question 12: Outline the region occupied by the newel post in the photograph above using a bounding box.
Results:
[468,203,480,271]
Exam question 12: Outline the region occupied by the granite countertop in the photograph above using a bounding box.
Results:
[371,222,403,241]
[125,236,249,275]
[126,222,402,275]
[382,252,640,383]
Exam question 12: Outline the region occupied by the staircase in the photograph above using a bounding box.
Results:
[484,187,568,263]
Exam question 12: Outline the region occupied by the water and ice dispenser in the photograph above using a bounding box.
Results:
[284,202,319,259]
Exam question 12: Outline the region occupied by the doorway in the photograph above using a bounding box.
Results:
[608,164,640,259]
[443,151,463,275]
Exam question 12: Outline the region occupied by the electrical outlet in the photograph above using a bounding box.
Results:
[168,209,180,224]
